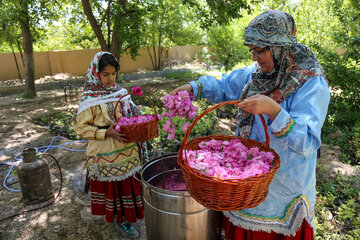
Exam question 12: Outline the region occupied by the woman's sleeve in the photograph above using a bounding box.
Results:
[76,107,107,140]
[189,66,255,103]
[268,76,330,156]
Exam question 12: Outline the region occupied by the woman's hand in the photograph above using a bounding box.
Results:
[236,94,281,121]
[105,123,128,143]
[170,84,193,96]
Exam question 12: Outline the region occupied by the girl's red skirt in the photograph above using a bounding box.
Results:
[90,175,144,223]
[221,215,314,240]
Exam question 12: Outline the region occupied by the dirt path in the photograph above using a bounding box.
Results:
[0,80,358,240]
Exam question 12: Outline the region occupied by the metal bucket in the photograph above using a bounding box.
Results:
[141,152,220,240]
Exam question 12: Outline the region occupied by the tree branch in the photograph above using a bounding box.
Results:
[81,0,109,51]
[99,0,113,27]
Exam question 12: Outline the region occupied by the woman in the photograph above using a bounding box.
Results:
[171,10,330,239]
[76,52,145,239]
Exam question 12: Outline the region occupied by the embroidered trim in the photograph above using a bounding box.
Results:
[94,129,98,140]
[106,102,115,122]
[223,194,315,237]
[96,144,137,156]
[236,194,313,221]
[196,80,202,100]
[272,118,295,138]
[97,154,138,167]
[92,165,142,182]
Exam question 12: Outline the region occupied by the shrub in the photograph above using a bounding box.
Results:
[141,98,217,153]
[314,44,360,166]
[315,165,360,239]
[32,108,79,140]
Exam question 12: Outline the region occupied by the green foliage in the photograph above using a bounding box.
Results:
[164,70,202,80]
[181,0,251,29]
[20,92,36,99]
[116,74,124,84]
[309,0,360,165]
[141,0,205,70]
[141,98,218,153]
[35,2,99,51]
[352,124,360,160]
[32,108,80,140]
[322,118,360,165]
[111,1,146,59]
[195,47,215,69]
[0,0,65,52]
[205,24,246,70]
[195,11,258,71]
[315,165,360,239]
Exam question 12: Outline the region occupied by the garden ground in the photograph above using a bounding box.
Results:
[0,74,359,239]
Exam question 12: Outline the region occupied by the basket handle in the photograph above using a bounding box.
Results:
[113,93,159,122]
[180,100,270,151]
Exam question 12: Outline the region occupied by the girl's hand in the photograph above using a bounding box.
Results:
[236,94,281,121]
[105,123,128,143]
[170,84,193,96]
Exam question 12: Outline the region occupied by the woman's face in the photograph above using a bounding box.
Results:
[249,45,274,73]
[99,65,117,88]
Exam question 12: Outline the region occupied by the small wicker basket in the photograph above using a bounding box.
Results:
[114,94,159,143]
[177,100,280,211]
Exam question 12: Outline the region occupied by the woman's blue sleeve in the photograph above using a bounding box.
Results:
[268,76,330,156]
[189,66,255,103]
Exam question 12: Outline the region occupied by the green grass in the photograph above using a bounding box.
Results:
[315,165,360,239]
[164,70,202,80]
[20,92,37,99]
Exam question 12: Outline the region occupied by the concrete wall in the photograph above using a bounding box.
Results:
[0,46,203,82]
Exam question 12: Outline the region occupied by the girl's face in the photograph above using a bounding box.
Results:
[99,65,117,88]
[249,45,274,73]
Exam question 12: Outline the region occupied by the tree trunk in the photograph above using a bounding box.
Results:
[147,46,155,70]
[110,31,120,60]
[152,45,158,70]
[158,31,162,70]
[81,0,109,52]
[16,40,24,67]
[20,15,36,97]
[12,49,22,80]
[152,31,158,70]
[224,53,232,71]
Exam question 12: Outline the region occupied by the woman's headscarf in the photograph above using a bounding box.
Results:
[77,51,130,115]
[236,10,326,138]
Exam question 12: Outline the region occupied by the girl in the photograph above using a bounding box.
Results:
[76,52,144,239]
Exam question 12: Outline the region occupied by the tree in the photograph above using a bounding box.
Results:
[205,23,247,71]
[141,0,204,70]
[36,2,98,51]
[181,0,252,28]
[194,6,261,71]
[0,11,23,79]
[1,0,63,97]
[81,0,251,69]
[81,0,146,60]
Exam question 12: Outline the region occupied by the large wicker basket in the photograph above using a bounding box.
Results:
[114,94,159,143]
[177,100,280,211]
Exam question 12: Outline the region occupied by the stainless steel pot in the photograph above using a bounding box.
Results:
[141,152,220,240]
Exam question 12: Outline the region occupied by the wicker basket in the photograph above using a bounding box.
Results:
[114,94,159,143]
[177,100,280,211]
